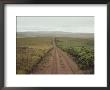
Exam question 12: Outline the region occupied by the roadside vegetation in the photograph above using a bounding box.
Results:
[56,37,94,74]
[16,37,53,74]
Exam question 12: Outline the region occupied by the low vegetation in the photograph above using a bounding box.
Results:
[16,37,53,74]
[56,37,94,73]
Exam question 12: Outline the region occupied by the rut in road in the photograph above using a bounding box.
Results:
[32,38,82,74]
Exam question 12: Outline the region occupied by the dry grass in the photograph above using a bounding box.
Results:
[16,37,53,74]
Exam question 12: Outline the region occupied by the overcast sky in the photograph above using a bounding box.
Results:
[17,16,94,33]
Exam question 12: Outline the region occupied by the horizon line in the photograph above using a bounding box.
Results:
[16,31,94,33]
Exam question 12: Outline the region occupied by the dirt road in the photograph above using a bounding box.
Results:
[32,38,82,74]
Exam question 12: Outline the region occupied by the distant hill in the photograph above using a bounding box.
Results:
[17,31,94,38]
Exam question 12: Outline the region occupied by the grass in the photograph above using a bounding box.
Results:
[16,37,53,74]
[56,37,94,74]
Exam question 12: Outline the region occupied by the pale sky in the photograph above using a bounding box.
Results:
[17,16,94,33]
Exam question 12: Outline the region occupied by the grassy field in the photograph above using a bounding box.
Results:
[56,37,94,73]
[16,37,53,74]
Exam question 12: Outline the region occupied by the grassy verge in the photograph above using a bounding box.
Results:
[56,37,94,74]
[16,37,53,74]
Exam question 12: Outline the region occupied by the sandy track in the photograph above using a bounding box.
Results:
[32,39,82,74]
